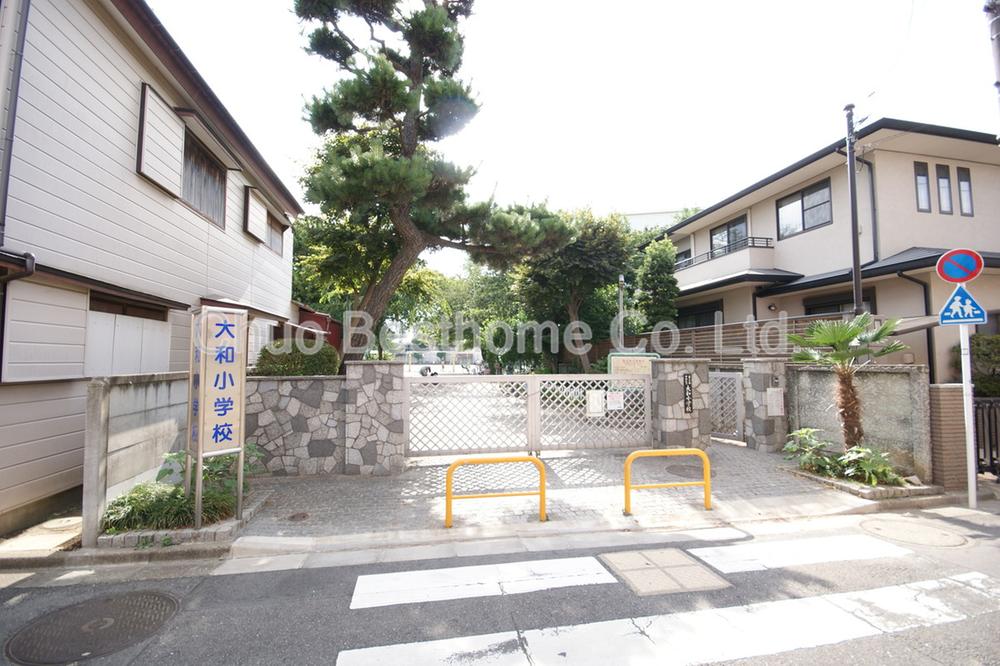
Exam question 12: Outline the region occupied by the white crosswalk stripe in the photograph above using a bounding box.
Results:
[336,572,1000,665]
[687,534,911,573]
[350,556,616,609]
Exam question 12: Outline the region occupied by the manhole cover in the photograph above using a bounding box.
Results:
[287,512,309,522]
[860,518,968,547]
[4,591,179,665]
[665,463,716,479]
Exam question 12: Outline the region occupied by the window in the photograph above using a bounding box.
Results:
[182,130,226,227]
[90,292,167,321]
[710,216,748,257]
[957,167,974,216]
[803,290,875,316]
[777,179,831,239]
[676,301,722,329]
[266,213,284,255]
[675,249,692,264]
[913,162,931,212]
[935,165,952,214]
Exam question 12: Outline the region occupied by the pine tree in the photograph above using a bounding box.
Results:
[294,1,574,356]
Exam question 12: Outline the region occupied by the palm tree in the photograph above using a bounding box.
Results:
[788,313,906,450]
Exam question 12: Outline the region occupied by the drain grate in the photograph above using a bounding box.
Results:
[665,463,716,480]
[4,591,179,665]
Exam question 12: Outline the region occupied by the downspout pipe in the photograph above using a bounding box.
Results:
[0,0,31,246]
[897,270,936,383]
[837,148,879,262]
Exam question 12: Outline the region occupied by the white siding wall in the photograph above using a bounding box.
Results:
[2,0,293,339]
[83,310,170,377]
[2,279,87,382]
[0,379,86,516]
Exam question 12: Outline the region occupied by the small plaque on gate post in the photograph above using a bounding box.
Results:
[766,387,784,416]
[606,391,624,411]
[586,389,606,418]
[683,373,693,414]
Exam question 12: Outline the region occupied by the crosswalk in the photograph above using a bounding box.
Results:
[333,533,1000,665]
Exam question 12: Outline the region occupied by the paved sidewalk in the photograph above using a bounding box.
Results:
[241,444,872,544]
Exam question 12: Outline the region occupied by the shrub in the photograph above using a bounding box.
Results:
[101,482,234,532]
[251,340,340,376]
[783,428,904,486]
[950,334,1000,397]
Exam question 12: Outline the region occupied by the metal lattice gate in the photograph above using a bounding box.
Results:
[709,370,745,440]
[406,374,651,456]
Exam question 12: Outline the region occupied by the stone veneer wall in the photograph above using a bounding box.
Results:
[650,359,711,449]
[245,377,345,476]
[244,361,407,478]
[343,361,407,476]
[742,359,788,452]
[786,364,931,480]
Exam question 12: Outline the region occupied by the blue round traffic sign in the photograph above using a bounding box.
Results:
[936,249,983,283]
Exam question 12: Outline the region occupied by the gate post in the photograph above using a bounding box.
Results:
[651,359,711,449]
[741,358,788,452]
[343,361,407,475]
[526,375,541,451]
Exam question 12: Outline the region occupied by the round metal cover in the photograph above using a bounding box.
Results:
[860,518,968,548]
[665,463,716,479]
[287,512,309,522]
[4,591,179,665]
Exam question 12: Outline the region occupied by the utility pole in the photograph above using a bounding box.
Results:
[987,2,1000,115]
[844,104,864,316]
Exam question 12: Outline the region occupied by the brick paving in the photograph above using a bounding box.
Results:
[242,443,863,538]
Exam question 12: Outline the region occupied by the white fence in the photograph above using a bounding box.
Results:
[406,374,651,456]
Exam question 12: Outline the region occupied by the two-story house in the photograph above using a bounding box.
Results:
[664,118,999,382]
[0,0,303,533]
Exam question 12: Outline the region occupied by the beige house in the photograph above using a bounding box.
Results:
[665,118,999,382]
[0,0,303,532]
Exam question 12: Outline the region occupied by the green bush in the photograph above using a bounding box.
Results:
[950,334,1000,397]
[101,483,234,532]
[251,340,340,376]
[783,428,903,487]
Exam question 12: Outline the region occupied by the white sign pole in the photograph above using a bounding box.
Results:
[959,323,978,509]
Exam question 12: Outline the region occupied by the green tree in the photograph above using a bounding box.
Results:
[788,313,906,450]
[517,211,633,372]
[294,1,573,357]
[636,238,679,326]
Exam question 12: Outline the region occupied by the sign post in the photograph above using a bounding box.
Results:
[186,307,249,528]
[935,249,985,509]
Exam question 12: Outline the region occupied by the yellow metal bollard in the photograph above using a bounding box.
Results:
[445,456,547,528]
[623,448,712,515]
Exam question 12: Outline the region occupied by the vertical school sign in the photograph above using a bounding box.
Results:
[186,307,248,527]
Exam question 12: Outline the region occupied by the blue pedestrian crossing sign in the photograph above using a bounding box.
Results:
[939,284,986,325]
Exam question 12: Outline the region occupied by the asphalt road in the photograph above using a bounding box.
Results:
[2,505,999,665]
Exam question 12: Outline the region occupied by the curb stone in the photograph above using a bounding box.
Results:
[0,541,231,570]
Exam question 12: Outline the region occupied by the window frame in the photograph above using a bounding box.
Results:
[266,213,284,256]
[913,162,931,213]
[957,166,974,217]
[935,164,953,215]
[803,288,876,316]
[675,248,692,264]
[676,300,723,329]
[181,129,228,228]
[89,292,168,322]
[775,178,832,240]
[709,215,748,257]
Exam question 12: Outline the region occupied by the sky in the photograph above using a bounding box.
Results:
[147,0,998,275]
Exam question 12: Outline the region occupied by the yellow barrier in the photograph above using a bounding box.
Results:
[623,448,712,515]
[445,456,547,528]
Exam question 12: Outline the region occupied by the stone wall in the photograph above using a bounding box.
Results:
[243,361,407,478]
[651,359,711,449]
[786,364,931,480]
[245,377,345,476]
[343,361,407,476]
[742,359,788,452]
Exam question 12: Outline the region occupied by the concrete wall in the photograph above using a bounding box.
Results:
[82,371,187,546]
[786,364,931,480]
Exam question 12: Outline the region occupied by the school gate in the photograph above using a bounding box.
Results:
[406,374,652,456]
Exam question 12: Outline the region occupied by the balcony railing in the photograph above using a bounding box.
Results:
[676,236,773,271]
